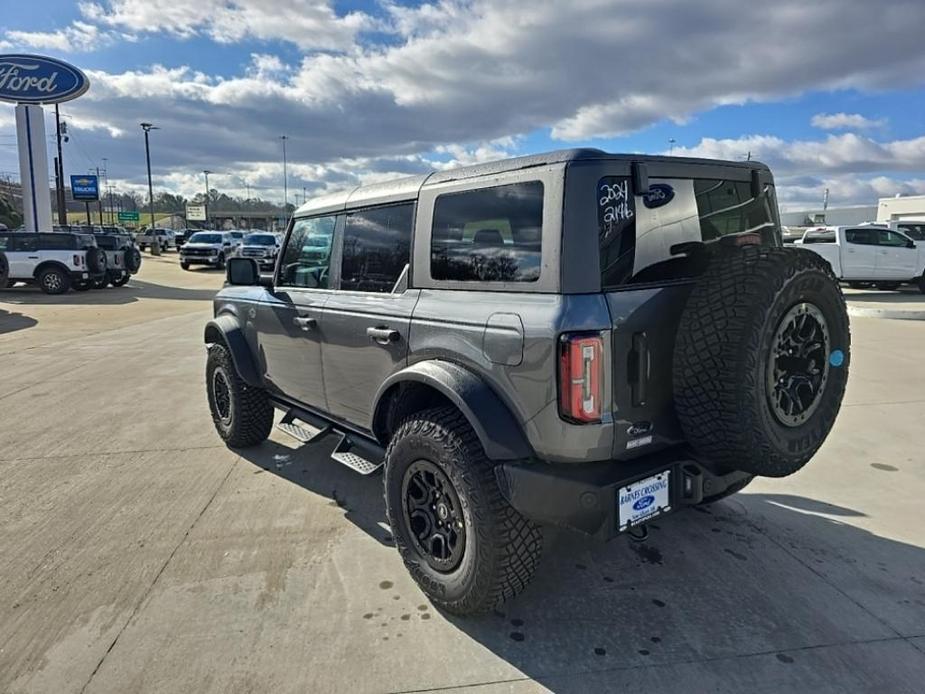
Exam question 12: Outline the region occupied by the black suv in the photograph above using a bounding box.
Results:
[203,150,850,614]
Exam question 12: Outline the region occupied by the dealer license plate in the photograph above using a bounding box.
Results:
[618,471,671,532]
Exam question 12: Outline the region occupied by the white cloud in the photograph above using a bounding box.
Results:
[1,21,114,53]
[811,112,886,130]
[79,0,374,51]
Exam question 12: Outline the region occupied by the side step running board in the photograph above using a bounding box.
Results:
[276,408,384,475]
[331,433,383,475]
[277,410,329,443]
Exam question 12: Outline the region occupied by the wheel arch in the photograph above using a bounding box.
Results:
[372,360,533,461]
[33,260,72,280]
[204,313,262,387]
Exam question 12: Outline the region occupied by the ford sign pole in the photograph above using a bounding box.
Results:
[0,54,90,232]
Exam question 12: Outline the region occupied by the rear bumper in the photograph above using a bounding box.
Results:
[496,449,751,540]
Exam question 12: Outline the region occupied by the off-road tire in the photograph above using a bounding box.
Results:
[918,275,925,294]
[206,343,273,447]
[86,247,107,274]
[38,267,71,294]
[674,246,850,478]
[181,261,190,270]
[384,406,542,615]
[216,253,226,270]
[110,274,130,287]
[125,247,142,272]
[697,475,754,506]
[91,276,108,289]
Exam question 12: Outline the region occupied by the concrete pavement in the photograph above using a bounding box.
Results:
[1,254,924,693]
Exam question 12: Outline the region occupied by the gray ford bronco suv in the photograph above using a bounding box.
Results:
[204,149,850,614]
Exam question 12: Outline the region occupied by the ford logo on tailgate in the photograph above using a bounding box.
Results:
[0,54,90,104]
[633,495,655,512]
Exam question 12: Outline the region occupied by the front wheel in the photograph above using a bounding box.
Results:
[384,407,543,615]
[110,274,130,287]
[874,282,900,291]
[206,343,274,447]
[180,261,190,270]
[919,275,925,294]
[91,276,108,289]
[216,254,226,270]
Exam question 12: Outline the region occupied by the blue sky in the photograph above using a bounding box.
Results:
[1,0,924,209]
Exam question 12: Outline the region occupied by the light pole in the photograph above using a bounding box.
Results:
[141,122,161,255]
[203,169,212,229]
[668,138,676,155]
[54,104,67,225]
[280,135,288,211]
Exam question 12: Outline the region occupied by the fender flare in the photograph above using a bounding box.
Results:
[203,313,261,387]
[373,360,533,461]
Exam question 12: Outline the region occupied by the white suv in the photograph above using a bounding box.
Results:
[0,231,108,294]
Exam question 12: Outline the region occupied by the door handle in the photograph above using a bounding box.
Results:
[28,255,39,259]
[293,315,316,331]
[367,326,400,344]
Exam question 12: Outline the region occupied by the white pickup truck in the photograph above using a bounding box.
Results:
[795,225,925,292]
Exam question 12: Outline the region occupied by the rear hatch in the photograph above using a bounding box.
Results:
[594,165,781,459]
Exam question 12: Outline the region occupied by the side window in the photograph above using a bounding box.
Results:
[876,229,910,247]
[0,235,9,251]
[278,215,336,289]
[898,224,925,241]
[431,181,543,283]
[845,229,873,245]
[341,203,413,293]
[10,235,38,252]
[598,177,637,288]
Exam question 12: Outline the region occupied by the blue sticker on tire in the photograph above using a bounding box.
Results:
[829,349,845,367]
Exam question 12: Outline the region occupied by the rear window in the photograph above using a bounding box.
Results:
[599,176,780,289]
[431,181,543,283]
[95,235,119,250]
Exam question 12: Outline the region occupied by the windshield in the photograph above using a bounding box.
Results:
[189,233,222,244]
[246,234,276,245]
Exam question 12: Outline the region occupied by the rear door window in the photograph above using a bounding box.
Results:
[845,228,876,245]
[341,203,413,293]
[279,216,336,289]
[431,181,543,282]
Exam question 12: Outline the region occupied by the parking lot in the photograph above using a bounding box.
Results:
[1,255,924,693]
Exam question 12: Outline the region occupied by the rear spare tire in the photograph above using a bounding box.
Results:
[673,246,849,478]
[125,247,142,272]
[86,247,107,274]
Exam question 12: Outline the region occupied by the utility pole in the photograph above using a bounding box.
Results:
[203,169,212,228]
[141,122,161,255]
[54,104,67,225]
[280,135,288,210]
[94,167,103,225]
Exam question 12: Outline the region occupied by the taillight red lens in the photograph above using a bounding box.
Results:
[558,333,604,423]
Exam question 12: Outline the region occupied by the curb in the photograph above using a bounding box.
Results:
[847,306,925,321]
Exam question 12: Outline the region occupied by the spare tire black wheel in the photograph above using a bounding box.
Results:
[85,247,107,274]
[674,246,850,478]
[124,247,142,273]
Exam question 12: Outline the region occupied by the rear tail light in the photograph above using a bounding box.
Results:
[558,332,604,423]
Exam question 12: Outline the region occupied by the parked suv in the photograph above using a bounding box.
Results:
[238,232,281,270]
[204,150,850,614]
[92,232,142,287]
[0,231,107,293]
[180,231,235,270]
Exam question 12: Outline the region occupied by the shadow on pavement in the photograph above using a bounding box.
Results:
[0,308,38,335]
[0,278,220,306]
[233,438,925,689]
[843,287,925,305]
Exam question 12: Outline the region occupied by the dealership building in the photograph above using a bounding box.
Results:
[780,194,925,228]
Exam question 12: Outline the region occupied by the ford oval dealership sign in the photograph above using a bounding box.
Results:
[0,54,90,104]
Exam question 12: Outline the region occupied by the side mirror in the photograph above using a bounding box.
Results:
[907,240,916,249]
[226,257,260,286]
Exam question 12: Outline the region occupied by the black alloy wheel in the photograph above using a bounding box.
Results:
[401,459,466,573]
[766,302,830,427]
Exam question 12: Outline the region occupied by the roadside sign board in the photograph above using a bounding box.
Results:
[186,204,206,221]
[118,210,140,222]
[70,175,99,201]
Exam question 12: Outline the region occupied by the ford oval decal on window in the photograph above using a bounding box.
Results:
[642,183,674,209]
[0,54,90,105]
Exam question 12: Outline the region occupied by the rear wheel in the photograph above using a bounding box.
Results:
[206,343,274,447]
[38,267,71,295]
[91,276,108,289]
[874,282,900,291]
[384,407,542,615]
[110,274,130,287]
